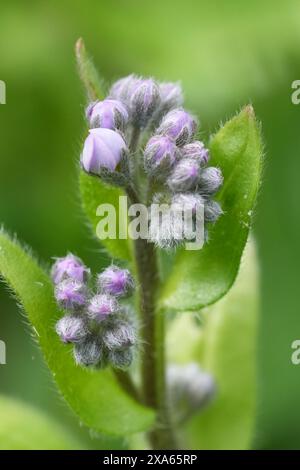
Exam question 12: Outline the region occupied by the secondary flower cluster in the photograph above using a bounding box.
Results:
[81,74,223,248]
[52,253,136,369]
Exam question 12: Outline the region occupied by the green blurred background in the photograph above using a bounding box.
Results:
[0,0,300,449]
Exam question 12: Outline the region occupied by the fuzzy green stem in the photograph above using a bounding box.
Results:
[132,237,177,449]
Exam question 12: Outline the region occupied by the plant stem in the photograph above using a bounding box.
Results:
[133,236,178,449]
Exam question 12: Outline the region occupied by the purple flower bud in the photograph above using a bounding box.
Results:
[199,167,223,195]
[73,336,104,367]
[167,158,201,192]
[86,99,129,131]
[97,266,134,298]
[159,82,183,113]
[130,79,160,127]
[181,141,209,166]
[51,253,90,284]
[157,108,197,146]
[204,199,223,223]
[87,294,119,322]
[144,135,179,175]
[81,128,128,173]
[103,320,136,350]
[55,279,87,310]
[55,315,88,344]
[109,74,141,104]
[108,348,133,369]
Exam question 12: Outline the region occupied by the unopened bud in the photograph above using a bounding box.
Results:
[87,294,119,322]
[55,279,86,310]
[159,82,183,113]
[130,79,160,128]
[51,253,90,284]
[157,108,197,146]
[204,199,223,222]
[86,99,129,131]
[55,315,88,344]
[181,141,209,166]
[167,158,201,192]
[97,265,134,298]
[144,135,179,176]
[198,167,223,195]
[103,320,136,350]
[108,348,133,370]
[109,74,140,104]
[81,128,128,174]
[73,336,104,367]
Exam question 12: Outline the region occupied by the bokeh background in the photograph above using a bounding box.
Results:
[0,0,300,449]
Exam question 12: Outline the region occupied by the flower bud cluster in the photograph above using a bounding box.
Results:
[80,74,223,248]
[52,255,136,369]
[144,105,223,248]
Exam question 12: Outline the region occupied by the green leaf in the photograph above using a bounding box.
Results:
[0,395,84,450]
[75,38,105,101]
[80,171,133,261]
[0,229,154,436]
[167,239,259,449]
[160,106,263,311]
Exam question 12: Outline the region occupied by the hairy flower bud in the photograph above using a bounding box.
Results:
[55,315,88,344]
[109,74,141,104]
[159,82,183,113]
[157,108,197,146]
[130,79,160,127]
[73,336,104,367]
[97,266,134,298]
[167,158,201,192]
[108,348,133,370]
[181,141,209,166]
[198,167,223,195]
[144,135,179,176]
[55,279,86,310]
[167,363,216,420]
[103,320,136,350]
[81,128,128,174]
[86,99,129,131]
[87,294,119,322]
[204,199,223,223]
[51,253,90,284]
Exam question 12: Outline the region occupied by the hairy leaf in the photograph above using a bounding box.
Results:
[0,230,154,436]
[167,239,259,449]
[0,395,83,450]
[80,171,133,261]
[160,106,263,311]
